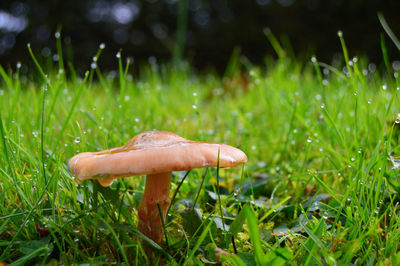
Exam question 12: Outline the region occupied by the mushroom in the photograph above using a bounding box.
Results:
[69,131,247,249]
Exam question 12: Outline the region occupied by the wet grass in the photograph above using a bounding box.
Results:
[1,34,400,265]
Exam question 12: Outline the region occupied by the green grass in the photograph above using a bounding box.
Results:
[1,34,400,265]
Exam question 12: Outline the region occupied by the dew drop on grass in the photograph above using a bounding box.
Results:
[54,32,60,38]
[92,56,97,62]
[311,56,317,63]
[382,84,387,90]
[193,92,197,97]
[251,145,256,150]
[319,148,323,152]
[320,104,325,109]
[0,90,3,95]
[354,91,358,96]
[99,43,106,49]
[362,69,368,76]
[368,99,372,104]
[192,105,197,109]
[91,63,97,69]
[315,94,322,100]
[16,62,21,69]
[351,157,355,162]
[322,79,328,86]
[307,138,312,143]
[74,137,81,143]
[116,52,121,58]
[337,30,343,37]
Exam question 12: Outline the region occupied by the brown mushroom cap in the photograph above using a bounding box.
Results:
[69,131,247,186]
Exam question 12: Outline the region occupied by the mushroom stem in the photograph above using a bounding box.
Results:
[138,172,172,245]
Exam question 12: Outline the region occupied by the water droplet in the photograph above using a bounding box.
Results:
[320,104,325,109]
[382,84,387,90]
[319,148,323,152]
[134,118,140,122]
[354,91,358,96]
[16,62,21,69]
[27,43,31,48]
[251,145,256,150]
[396,113,400,124]
[311,56,317,63]
[293,129,298,133]
[193,92,197,97]
[0,90,3,95]
[351,157,355,162]
[307,138,312,143]
[116,52,121,58]
[74,137,81,143]
[192,105,197,109]
[92,56,97,62]
[315,94,322,100]
[367,99,372,104]
[322,79,328,86]
[337,30,343,37]
[65,143,68,147]
[99,43,106,49]
[91,63,97,69]
[54,32,60,38]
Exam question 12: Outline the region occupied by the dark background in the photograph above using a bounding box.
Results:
[0,0,399,72]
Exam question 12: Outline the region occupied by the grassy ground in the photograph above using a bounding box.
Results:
[1,35,400,265]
